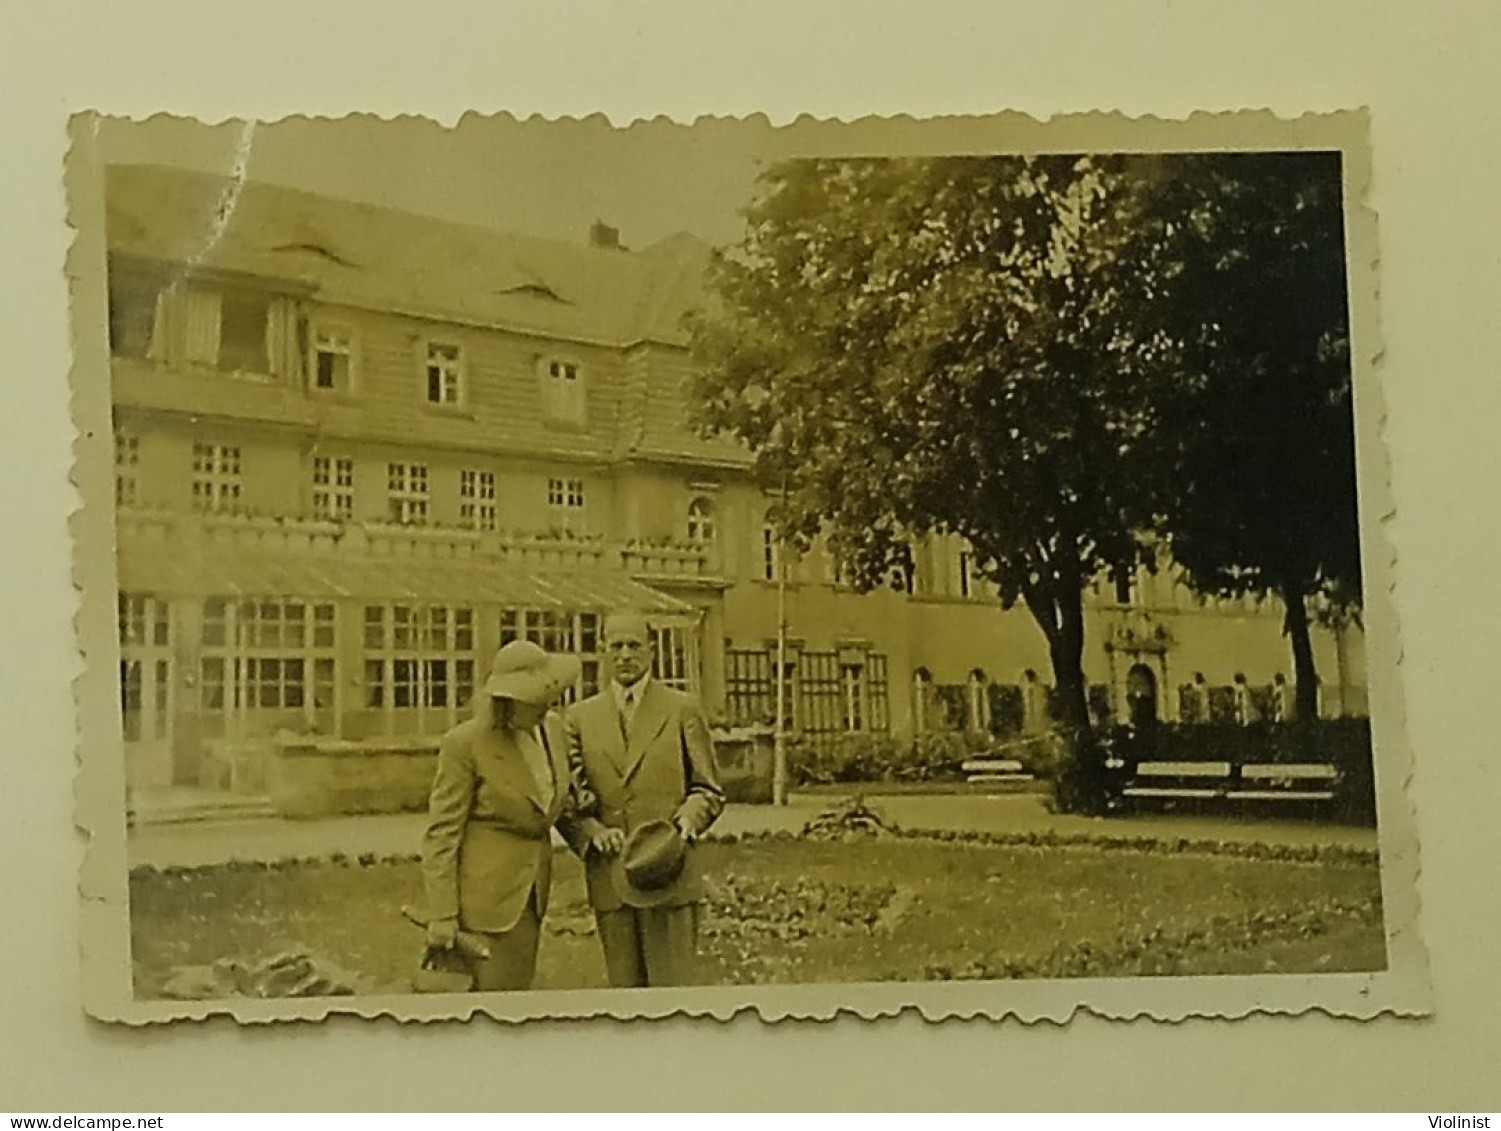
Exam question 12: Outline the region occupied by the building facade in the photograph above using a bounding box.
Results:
[105,166,1368,800]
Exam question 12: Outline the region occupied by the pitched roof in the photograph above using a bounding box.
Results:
[104,165,714,348]
[118,547,693,614]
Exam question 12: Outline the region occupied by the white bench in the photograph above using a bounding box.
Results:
[1227,762,1337,802]
[960,757,1034,785]
[1114,760,1338,805]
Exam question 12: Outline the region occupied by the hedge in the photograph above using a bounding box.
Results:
[785,732,985,787]
[1096,718,1373,770]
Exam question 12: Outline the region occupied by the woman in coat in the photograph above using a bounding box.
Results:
[419,639,583,991]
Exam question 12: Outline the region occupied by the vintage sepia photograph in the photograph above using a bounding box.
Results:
[67,110,1422,1023]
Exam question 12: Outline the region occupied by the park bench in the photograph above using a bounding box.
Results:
[1105,756,1339,807]
[960,757,1034,785]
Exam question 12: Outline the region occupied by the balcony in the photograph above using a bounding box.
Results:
[111,356,318,431]
[115,507,719,583]
[621,539,722,584]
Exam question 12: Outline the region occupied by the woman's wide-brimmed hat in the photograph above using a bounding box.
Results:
[609,819,689,908]
[483,640,581,705]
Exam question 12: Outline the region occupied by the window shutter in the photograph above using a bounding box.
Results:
[265,296,291,379]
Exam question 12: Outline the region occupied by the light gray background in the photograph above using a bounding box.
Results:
[3,0,1499,1111]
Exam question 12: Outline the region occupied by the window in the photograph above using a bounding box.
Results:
[542,357,586,424]
[841,663,868,732]
[119,593,169,649]
[311,325,355,393]
[725,649,775,727]
[387,462,429,525]
[500,609,601,700]
[425,342,464,406]
[199,599,337,718]
[967,670,991,732]
[762,508,783,582]
[364,605,476,726]
[312,456,355,522]
[460,470,497,532]
[115,430,140,507]
[218,291,272,373]
[651,625,692,691]
[547,477,585,533]
[1113,563,1136,605]
[1271,674,1290,723]
[774,660,800,730]
[1179,675,1209,724]
[912,668,933,733]
[957,550,973,598]
[686,497,716,547]
[1232,675,1252,725]
[730,648,889,741]
[191,443,242,513]
[119,660,143,742]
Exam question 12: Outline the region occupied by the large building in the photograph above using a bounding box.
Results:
[105,165,1368,803]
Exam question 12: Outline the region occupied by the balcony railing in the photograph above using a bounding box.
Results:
[116,506,715,579]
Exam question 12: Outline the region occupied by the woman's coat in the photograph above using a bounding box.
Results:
[420,706,572,933]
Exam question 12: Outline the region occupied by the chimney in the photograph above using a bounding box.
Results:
[589,220,622,250]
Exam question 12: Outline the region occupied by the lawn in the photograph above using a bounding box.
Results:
[129,836,1385,998]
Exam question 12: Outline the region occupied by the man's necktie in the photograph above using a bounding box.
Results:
[619,687,637,742]
[516,727,553,805]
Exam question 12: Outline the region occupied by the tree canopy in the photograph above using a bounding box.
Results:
[689,154,1187,733]
[688,150,1361,738]
[1150,152,1361,718]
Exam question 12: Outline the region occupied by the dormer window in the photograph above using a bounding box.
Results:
[425,341,465,407]
[541,357,586,425]
[310,324,356,394]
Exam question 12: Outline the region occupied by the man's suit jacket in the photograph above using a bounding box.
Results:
[559,681,726,911]
[421,710,572,934]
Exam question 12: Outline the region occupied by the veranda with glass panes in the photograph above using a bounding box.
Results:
[118,586,701,793]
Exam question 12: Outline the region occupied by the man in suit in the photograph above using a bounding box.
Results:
[558,610,725,987]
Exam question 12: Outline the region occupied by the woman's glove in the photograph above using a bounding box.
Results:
[426,917,459,950]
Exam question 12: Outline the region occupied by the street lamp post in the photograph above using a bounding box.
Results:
[771,471,790,808]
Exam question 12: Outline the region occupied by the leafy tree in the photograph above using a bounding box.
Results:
[688,155,1182,771]
[1152,152,1361,720]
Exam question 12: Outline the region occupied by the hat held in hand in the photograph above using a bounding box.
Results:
[610,819,689,907]
[483,640,581,705]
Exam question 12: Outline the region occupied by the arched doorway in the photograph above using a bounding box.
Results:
[1126,663,1159,729]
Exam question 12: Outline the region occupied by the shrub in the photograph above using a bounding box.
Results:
[987,684,1027,737]
[1087,684,1115,727]
[786,732,974,787]
[1052,727,1112,816]
[931,684,969,730]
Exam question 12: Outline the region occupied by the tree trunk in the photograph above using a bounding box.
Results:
[1023,574,1104,814]
[1282,580,1320,720]
[1023,579,1092,736]
[1047,603,1091,735]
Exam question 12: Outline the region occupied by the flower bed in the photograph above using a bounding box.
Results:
[129,831,1385,998]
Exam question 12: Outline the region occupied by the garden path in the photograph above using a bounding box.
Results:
[128,790,1378,870]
